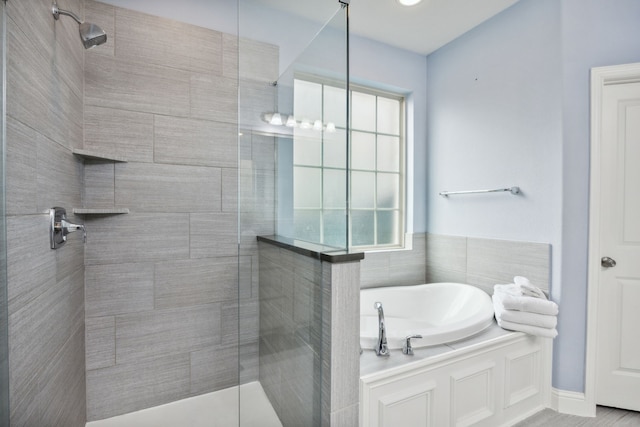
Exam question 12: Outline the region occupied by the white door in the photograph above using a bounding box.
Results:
[595,79,640,411]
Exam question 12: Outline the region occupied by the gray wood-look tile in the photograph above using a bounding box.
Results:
[7,14,83,150]
[190,73,238,124]
[39,323,86,427]
[85,263,154,317]
[425,266,468,284]
[426,233,467,274]
[83,162,115,208]
[154,115,238,168]
[8,0,84,99]
[36,139,83,212]
[114,162,221,213]
[360,252,390,289]
[115,304,221,364]
[56,236,84,284]
[8,269,84,419]
[222,167,239,213]
[467,237,550,291]
[190,345,239,395]
[86,354,191,421]
[6,214,57,316]
[190,213,239,259]
[251,133,277,171]
[85,0,115,57]
[85,54,190,117]
[6,118,37,215]
[239,342,259,384]
[239,78,277,129]
[330,403,359,427]
[222,33,238,79]
[84,213,190,265]
[327,262,361,412]
[115,7,222,75]
[220,299,259,346]
[154,258,238,309]
[516,407,640,427]
[84,105,154,163]
[85,316,115,370]
[238,38,279,82]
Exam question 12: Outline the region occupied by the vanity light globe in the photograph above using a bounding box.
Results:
[397,0,422,5]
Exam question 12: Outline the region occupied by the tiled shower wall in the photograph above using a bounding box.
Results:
[5,0,86,425]
[81,1,277,421]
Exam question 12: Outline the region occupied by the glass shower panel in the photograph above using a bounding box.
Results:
[238,2,349,426]
[0,2,8,425]
[275,6,350,250]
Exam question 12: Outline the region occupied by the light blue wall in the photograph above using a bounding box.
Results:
[426,0,563,295]
[558,0,640,392]
[427,0,640,392]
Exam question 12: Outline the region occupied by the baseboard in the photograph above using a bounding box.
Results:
[550,388,596,417]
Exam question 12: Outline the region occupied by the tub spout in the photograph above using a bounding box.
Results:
[374,302,390,357]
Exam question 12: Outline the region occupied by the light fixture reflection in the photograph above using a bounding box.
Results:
[269,113,283,126]
[397,0,422,5]
[313,120,323,131]
[285,115,297,127]
[300,120,311,129]
[325,122,336,133]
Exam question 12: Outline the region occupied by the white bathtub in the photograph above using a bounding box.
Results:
[360,283,495,350]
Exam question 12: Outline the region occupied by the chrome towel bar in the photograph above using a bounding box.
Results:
[439,186,520,197]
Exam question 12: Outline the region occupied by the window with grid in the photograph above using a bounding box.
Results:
[293,77,405,250]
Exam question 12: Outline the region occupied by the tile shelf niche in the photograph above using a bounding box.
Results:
[72,148,129,215]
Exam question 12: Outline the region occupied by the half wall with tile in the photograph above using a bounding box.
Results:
[258,238,361,426]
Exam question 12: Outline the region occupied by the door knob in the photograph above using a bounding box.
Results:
[601,256,617,268]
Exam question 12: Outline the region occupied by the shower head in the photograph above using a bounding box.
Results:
[52,1,107,49]
[78,22,107,49]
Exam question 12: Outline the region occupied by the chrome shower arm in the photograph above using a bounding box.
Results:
[52,1,83,25]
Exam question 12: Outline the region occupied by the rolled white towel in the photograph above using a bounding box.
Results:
[493,292,557,329]
[496,317,558,339]
[514,276,547,299]
[494,284,559,316]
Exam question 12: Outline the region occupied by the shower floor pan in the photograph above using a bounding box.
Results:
[85,381,282,427]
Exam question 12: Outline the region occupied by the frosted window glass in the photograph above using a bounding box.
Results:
[351,92,376,132]
[324,85,347,128]
[351,171,375,209]
[377,211,400,245]
[377,173,399,209]
[294,167,321,208]
[377,135,400,172]
[323,169,346,209]
[323,210,347,248]
[294,209,321,243]
[351,132,375,171]
[323,129,347,169]
[293,136,321,166]
[294,80,322,123]
[377,97,400,135]
[351,210,375,246]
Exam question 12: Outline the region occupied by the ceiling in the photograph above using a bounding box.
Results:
[253,0,520,55]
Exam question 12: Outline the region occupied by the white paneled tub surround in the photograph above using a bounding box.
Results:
[360,331,552,427]
[360,283,495,350]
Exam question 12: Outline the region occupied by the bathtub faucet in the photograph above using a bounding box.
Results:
[373,302,390,357]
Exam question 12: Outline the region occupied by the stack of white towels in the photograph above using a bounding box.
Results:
[492,276,558,338]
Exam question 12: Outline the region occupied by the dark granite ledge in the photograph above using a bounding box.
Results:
[257,235,365,263]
